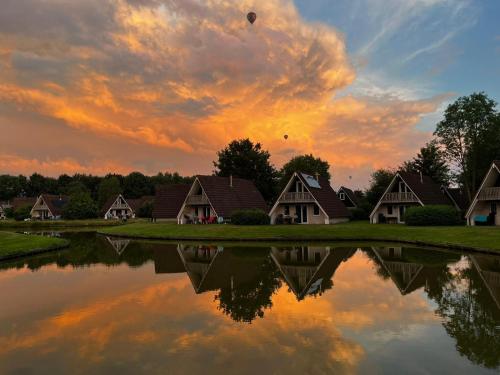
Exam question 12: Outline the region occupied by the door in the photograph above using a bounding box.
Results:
[491,203,497,225]
[398,206,406,223]
[295,205,308,223]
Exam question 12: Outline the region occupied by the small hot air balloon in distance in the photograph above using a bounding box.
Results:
[247,12,257,24]
[284,134,288,140]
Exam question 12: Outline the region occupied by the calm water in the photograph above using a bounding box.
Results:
[0,233,499,374]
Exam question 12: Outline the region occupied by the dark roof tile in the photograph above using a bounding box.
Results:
[197,176,267,218]
[398,172,452,206]
[296,173,351,219]
[153,185,191,219]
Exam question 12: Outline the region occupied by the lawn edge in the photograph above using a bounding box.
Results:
[97,231,499,256]
[0,239,70,262]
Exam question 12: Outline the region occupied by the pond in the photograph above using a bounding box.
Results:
[0,232,499,374]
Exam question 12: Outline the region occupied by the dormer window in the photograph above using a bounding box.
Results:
[339,192,345,201]
[399,182,407,193]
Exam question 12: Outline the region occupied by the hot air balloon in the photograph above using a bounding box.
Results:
[247,12,257,24]
[284,134,288,140]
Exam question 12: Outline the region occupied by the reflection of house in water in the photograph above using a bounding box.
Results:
[470,254,500,310]
[176,245,264,293]
[370,246,455,295]
[270,246,355,300]
[105,236,131,255]
[153,245,186,274]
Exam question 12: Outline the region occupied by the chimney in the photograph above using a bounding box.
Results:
[229,175,233,187]
[419,171,423,184]
[315,172,320,182]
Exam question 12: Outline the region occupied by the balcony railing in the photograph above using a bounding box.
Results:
[381,192,418,203]
[279,192,315,203]
[112,203,129,209]
[186,194,210,205]
[478,187,500,201]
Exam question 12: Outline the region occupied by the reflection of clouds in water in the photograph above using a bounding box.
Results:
[0,278,364,373]
[0,242,499,373]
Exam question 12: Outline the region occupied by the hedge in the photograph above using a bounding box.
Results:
[231,209,270,225]
[404,205,462,226]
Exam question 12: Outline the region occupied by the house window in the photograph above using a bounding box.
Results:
[284,205,290,215]
[387,206,393,215]
[313,204,320,216]
[296,181,304,193]
[195,207,199,216]
[492,203,497,215]
[399,182,407,193]
[339,192,345,200]
[203,206,210,217]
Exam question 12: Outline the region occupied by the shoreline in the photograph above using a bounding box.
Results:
[98,228,500,256]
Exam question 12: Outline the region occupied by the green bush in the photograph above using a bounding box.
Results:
[231,209,270,225]
[404,205,462,226]
[350,207,369,221]
[12,205,31,221]
[137,201,153,218]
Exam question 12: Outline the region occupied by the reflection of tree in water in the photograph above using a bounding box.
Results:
[366,246,500,369]
[215,257,281,323]
[433,264,500,369]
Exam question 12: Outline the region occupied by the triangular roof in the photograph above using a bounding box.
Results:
[294,173,351,219]
[101,194,132,215]
[371,247,425,295]
[338,186,358,206]
[153,245,186,274]
[466,161,500,219]
[128,196,154,212]
[446,188,469,211]
[39,194,69,216]
[177,245,263,294]
[370,171,455,220]
[269,172,351,220]
[153,184,191,219]
[192,176,268,218]
[469,254,500,310]
[397,171,453,205]
[11,197,37,211]
[271,247,355,300]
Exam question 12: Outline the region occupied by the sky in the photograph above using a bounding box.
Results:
[0,0,499,188]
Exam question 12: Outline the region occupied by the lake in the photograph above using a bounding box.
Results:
[0,232,499,374]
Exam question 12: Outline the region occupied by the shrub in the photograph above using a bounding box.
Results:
[137,201,153,218]
[231,209,270,225]
[12,205,31,221]
[404,205,462,226]
[350,207,369,221]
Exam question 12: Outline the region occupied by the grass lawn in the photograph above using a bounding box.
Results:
[0,218,132,229]
[99,221,500,253]
[0,231,69,260]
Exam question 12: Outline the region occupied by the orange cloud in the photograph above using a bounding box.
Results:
[0,0,447,185]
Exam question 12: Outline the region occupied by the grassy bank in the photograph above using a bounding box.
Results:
[99,221,500,253]
[0,231,69,260]
[0,219,130,230]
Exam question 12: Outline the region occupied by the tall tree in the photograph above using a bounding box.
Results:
[434,92,498,201]
[123,172,152,198]
[97,176,122,208]
[365,169,396,208]
[213,139,278,202]
[401,140,451,185]
[279,154,331,190]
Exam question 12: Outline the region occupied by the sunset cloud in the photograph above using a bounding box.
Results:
[0,0,450,186]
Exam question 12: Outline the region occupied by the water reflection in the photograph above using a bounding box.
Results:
[0,233,499,373]
[270,246,355,300]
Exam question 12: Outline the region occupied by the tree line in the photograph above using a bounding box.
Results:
[1,92,499,219]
